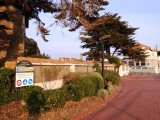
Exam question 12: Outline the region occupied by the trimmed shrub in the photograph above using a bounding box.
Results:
[86,72,104,90]
[97,89,109,99]
[0,67,16,105]
[64,72,104,91]
[27,90,46,113]
[66,84,84,101]
[44,88,67,110]
[103,70,120,86]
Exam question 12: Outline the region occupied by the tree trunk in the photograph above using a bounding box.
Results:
[105,46,110,59]
[112,48,118,57]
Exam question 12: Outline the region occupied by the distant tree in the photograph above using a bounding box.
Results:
[80,13,146,61]
[41,53,50,59]
[120,47,147,61]
[108,56,121,67]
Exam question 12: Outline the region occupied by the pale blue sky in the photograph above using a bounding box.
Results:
[26,0,160,60]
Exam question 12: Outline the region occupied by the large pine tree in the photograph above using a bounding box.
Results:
[80,13,146,61]
[0,0,113,39]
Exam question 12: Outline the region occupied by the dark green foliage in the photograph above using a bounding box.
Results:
[44,88,67,110]
[27,90,46,113]
[70,77,97,97]
[97,89,109,99]
[80,13,139,61]
[0,67,44,107]
[103,70,121,85]
[25,42,37,56]
[64,72,104,91]
[0,67,16,105]
[0,67,15,89]
[108,56,121,67]
[87,72,104,90]
[66,84,84,101]
[19,86,43,101]
[120,47,147,61]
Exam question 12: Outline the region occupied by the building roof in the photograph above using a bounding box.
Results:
[133,43,157,52]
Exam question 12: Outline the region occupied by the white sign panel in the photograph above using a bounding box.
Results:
[15,60,34,87]
[16,72,34,87]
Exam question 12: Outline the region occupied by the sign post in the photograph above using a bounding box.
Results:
[15,60,34,87]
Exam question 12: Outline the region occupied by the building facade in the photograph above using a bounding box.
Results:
[124,43,160,74]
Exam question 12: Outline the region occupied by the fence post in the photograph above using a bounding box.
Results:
[70,64,75,72]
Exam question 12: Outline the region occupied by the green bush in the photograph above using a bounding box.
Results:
[0,67,15,89]
[0,67,16,105]
[86,72,104,90]
[104,70,121,86]
[108,56,121,67]
[64,72,104,91]
[70,77,97,97]
[19,86,43,101]
[44,88,67,110]
[97,89,109,99]
[27,90,46,113]
[66,84,84,101]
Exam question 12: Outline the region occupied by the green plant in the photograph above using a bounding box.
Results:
[27,90,46,113]
[108,56,121,69]
[0,67,15,89]
[86,72,104,90]
[93,62,101,72]
[63,72,77,84]
[70,77,97,97]
[19,86,43,101]
[97,89,109,99]
[66,84,84,101]
[0,67,16,105]
[44,88,67,110]
[103,70,121,86]
[64,72,104,91]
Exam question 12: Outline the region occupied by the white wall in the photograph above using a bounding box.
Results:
[34,79,64,90]
[119,65,129,76]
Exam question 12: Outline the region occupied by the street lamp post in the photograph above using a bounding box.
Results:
[99,35,111,79]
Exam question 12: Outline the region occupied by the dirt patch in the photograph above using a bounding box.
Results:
[0,96,103,120]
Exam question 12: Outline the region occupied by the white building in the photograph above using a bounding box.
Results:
[123,43,160,74]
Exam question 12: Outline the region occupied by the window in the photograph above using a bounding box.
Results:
[141,62,145,66]
[136,62,139,66]
[129,61,134,66]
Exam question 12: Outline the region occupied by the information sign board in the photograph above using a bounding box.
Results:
[15,60,34,87]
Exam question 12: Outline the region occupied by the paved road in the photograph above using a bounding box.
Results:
[83,74,160,120]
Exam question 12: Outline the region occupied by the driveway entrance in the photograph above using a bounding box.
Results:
[83,74,160,120]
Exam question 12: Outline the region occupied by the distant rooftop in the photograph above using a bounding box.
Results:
[133,43,157,51]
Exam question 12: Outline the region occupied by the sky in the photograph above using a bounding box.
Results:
[26,0,160,60]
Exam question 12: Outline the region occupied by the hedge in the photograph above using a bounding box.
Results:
[64,72,104,91]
